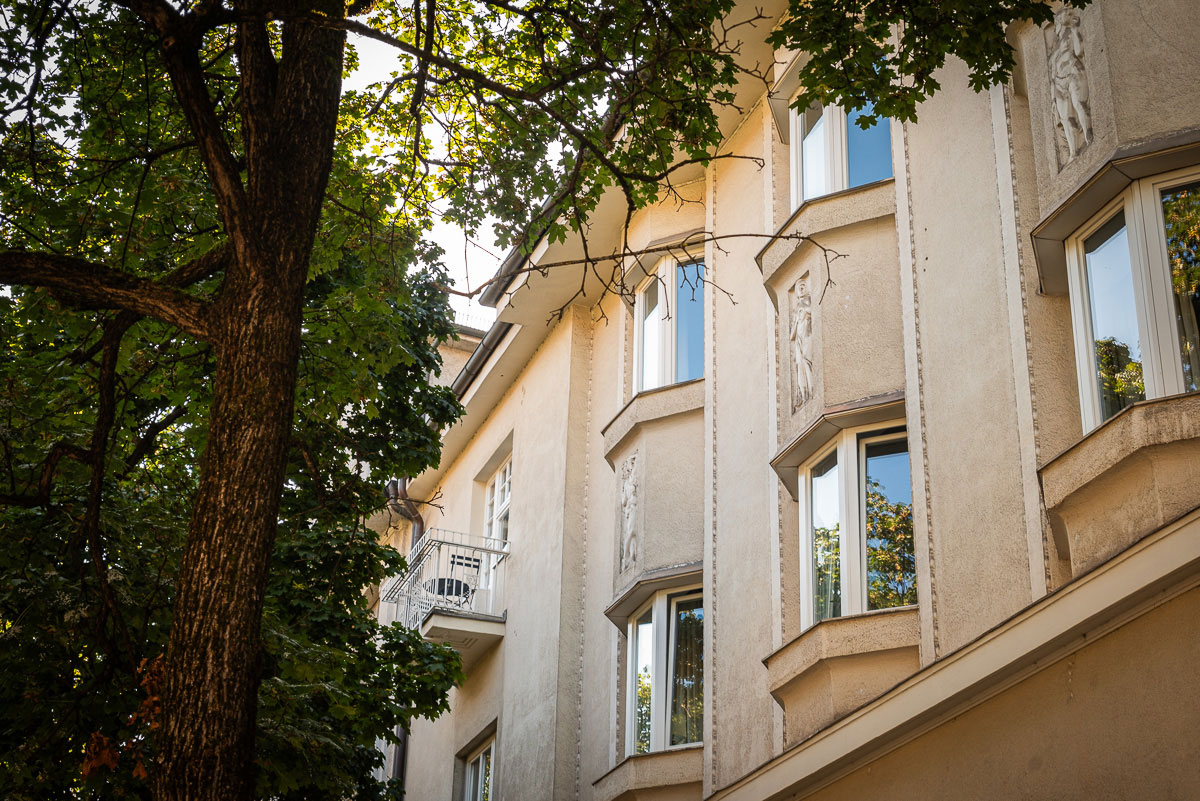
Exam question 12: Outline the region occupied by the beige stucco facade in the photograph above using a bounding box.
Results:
[375,2,1200,798]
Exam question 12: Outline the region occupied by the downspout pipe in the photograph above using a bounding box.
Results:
[384,477,424,555]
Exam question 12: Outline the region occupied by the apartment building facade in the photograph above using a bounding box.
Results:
[375,2,1200,798]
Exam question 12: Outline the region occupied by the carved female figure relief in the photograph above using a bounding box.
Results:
[1046,6,1093,163]
[619,452,640,573]
[789,276,815,413]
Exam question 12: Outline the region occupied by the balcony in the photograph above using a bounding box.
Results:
[382,528,508,668]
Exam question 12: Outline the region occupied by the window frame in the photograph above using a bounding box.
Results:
[462,737,495,801]
[1065,164,1200,431]
[483,457,511,545]
[788,98,892,211]
[625,585,704,756]
[633,257,705,394]
[798,423,913,630]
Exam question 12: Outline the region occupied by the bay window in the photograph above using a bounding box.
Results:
[789,100,893,210]
[635,260,705,392]
[1066,166,1200,431]
[627,588,703,755]
[800,426,915,629]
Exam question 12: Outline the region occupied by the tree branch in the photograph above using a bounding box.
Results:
[0,252,213,340]
[114,0,249,228]
[122,405,188,479]
[0,439,90,508]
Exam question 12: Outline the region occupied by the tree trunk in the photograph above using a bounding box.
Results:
[152,272,306,799]
[151,8,347,797]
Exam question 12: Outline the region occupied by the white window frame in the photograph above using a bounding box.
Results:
[1065,164,1200,431]
[481,457,511,594]
[788,98,892,211]
[625,586,703,756]
[633,257,705,393]
[483,458,511,545]
[798,423,913,630]
[463,737,495,801]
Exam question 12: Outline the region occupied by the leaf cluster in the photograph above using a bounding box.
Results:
[769,0,1092,126]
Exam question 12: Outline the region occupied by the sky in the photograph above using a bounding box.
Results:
[344,33,501,330]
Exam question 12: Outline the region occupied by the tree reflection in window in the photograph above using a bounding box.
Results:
[1084,212,1145,420]
[629,592,703,755]
[1162,181,1200,391]
[633,610,653,754]
[864,439,916,610]
[810,452,841,622]
[669,599,703,746]
[1094,336,1145,419]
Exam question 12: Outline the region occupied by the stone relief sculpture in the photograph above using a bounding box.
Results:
[1046,5,1093,164]
[619,452,640,573]
[789,275,815,413]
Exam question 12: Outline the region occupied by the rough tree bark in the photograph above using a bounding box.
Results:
[150,8,347,798]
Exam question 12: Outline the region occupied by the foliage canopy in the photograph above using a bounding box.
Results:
[771,0,1092,126]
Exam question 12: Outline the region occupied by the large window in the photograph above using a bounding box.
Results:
[463,738,494,801]
[789,100,893,210]
[635,259,705,392]
[799,426,916,629]
[1066,166,1200,430]
[627,588,703,755]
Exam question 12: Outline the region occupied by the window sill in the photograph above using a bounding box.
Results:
[757,178,896,293]
[602,377,705,464]
[592,744,702,801]
[1040,391,1200,580]
[763,605,919,748]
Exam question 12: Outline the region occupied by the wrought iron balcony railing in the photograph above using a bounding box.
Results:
[381,528,509,630]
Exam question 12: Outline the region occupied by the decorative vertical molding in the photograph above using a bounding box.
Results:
[572,307,594,801]
[702,156,719,794]
[763,109,786,757]
[990,84,1050,603]
[895,118,942,662]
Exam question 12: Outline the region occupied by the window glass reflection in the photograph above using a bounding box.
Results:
[669,597,703,746]
[633,610,653,754]
[810,451,840,622]
[1084,211,1145,420]
[801,104,827,201]
[675,262,705,383]
[863,439,915,611]
[846,103,892,188]
[1160,180,1200,392]
[640,280,661,391]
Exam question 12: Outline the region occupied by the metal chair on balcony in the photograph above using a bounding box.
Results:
[423,552,483,611]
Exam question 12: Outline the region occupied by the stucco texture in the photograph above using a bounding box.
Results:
[795,585,1200,801]
[905,60,1036,656]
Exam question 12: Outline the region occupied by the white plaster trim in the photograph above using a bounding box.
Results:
[702,158,718,796]
[892,118,939,664]
[763,83,786,760]
[708,508,1200,801]
[990,83,1048,603]
[572,309,594,801]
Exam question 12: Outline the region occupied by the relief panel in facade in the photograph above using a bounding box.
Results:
[619,451,641,574]
[789,274,815,413]
[1045,5,1093,167]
